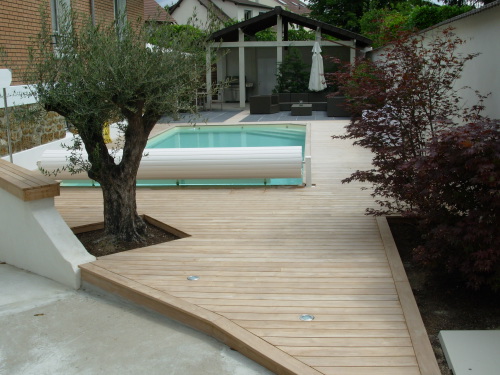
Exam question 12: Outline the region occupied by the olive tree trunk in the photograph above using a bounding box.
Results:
[99,174,146,242]
[89,113,156,242]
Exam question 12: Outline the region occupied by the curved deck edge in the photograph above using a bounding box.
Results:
[79,263,322,375]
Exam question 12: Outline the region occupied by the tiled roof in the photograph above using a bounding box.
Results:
[144,0,176,23]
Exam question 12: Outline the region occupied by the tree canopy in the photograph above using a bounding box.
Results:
[27,8,217,242]
[358,3,474,46]
[308,0,421,33]
[309,0,482,38]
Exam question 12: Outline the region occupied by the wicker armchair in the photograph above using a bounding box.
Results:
[250,95,279,114]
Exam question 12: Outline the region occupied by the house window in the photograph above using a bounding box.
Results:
[244,10,252,20]
[50,0,71,50]
[114,0,127,32]
[51,0,71,35]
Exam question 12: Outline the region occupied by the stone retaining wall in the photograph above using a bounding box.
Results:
[0,104,66,156]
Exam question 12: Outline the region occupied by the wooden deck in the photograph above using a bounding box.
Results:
[0,158,60,201]
[56,120,440,375]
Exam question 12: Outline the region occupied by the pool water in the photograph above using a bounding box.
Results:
[62,124,306,187]
[147,124,306,150]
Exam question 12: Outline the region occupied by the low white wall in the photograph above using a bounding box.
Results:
[2,132,75,170]
[2,124,122,171]
[0,189,95,289]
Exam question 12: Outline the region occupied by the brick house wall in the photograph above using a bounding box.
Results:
[0,1,50,85]
[0,0,144,85]
[0,0,144,157]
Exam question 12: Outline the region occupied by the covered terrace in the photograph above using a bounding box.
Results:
[206,6,372,108]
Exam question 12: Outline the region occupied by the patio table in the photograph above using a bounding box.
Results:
[291,103,312,116]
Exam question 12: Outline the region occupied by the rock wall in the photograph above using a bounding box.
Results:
[0,105,66,156]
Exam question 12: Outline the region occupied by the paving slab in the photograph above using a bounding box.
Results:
[0,264,273,375]
[439,330,500,375]
[240,111,335,122]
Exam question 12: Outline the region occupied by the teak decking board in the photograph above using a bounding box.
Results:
[57,121,439,375]
[0,159,60,201]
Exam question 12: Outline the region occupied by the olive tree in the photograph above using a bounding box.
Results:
[27,9,216,242]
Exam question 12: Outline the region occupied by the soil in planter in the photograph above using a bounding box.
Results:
[76,221,179,257]
[388,217,500,375]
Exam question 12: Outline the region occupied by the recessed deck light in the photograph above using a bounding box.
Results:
[299,314,315,321]
[187,275,200,281]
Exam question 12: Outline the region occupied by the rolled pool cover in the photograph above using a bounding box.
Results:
[37,146,303,180]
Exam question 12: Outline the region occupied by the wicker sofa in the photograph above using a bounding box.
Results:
[326,96,350,117]
[249,93,349,117]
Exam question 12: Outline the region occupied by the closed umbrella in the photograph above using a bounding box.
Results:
[308,42,327,92]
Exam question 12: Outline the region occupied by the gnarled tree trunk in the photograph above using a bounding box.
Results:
[88,112,156,242]
[99,174,146,242]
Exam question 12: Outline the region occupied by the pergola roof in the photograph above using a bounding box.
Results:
[210,6,372,48]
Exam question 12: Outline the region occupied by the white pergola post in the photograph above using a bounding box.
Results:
[276,15,283,65]
[315,27,321,41]
[238,28,245,108]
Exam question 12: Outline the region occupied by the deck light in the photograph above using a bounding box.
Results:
[299,314,315,321]
[187,275,200,281]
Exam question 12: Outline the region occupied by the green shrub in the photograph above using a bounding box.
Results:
[274,48,310,93]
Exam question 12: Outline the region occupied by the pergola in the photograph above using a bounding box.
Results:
[206,6,372,108]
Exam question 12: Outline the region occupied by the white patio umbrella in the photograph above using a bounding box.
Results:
[308,42,327,92]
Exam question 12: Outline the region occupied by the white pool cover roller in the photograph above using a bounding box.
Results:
[37,146,303,180]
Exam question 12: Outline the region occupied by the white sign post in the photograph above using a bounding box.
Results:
[0,69,13,162]
[0,69,12,163]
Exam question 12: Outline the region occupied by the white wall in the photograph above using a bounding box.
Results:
[372,6,500,120]
[256,47,277,95]
[1,132,75,170]
[171,0,211,27]
[0,189,95,289]
[212,0,239,19]
[1,124,122,171]
[435,6,499,119]
[172,0,271,26]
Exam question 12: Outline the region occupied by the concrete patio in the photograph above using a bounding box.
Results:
[0,263,272,375]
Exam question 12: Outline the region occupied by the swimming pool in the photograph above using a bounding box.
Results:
[62,124,306,187]
[147,124,306,150]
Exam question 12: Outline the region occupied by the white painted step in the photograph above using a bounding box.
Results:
[439,330,500,375]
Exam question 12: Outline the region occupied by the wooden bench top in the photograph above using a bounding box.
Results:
[0,159,60,201]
